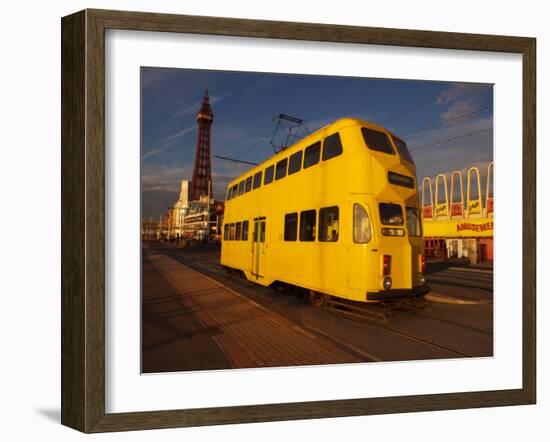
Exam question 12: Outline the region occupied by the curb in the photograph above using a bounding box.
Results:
[448,266,493,274]
[426,292,492,305]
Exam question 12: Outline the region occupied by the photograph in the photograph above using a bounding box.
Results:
[140,68,494,373]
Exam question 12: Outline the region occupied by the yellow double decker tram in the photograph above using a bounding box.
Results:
[221,118,429,303]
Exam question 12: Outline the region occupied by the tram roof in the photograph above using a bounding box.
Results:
[227,117,400,188]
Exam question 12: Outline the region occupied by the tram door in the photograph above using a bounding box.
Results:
[252,217,266,278]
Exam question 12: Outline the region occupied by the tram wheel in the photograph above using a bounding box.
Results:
[309,290,329,308]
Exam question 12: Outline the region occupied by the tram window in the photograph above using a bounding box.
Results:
[322,133,343,161]
[319,206,339,242]
[253,171,262,189]
[231,184,238,198]
[299,210,316,241]
[353,204,372,243]
[391,135,414,163]
[242,220,249,241]
[229,223,236,240]
[284,213,298,241]
[406,207,422,237]
[245,176,253,193]
[275,158,288,180]
[226,187,232,201]
[238,181,245,195]
[288,151,303,175]
[223,224,229,240]
[260,221,266,242]
[304,142,321,168]
[264,165,274,185]
[361,127,395,155]
[379,203,404,226]
[235,222,242,240]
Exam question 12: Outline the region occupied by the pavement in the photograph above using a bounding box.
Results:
[142,250,363,372]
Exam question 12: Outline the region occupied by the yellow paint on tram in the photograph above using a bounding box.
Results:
[221,118,429,302]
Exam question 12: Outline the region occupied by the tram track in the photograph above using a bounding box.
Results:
[307,295,491,357]
[158,247,492,361]
[426,268,493,291]
[324,296,493,337]
[322,305,474,358]
[409,309,493,335]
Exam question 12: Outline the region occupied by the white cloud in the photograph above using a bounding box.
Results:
[141,165,193,192]
[435,83,489,105]
[141,93,231,160]
[441,99,478,122]
[141,163,246,201]
[141,124,196,160]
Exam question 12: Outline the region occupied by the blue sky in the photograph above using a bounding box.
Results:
[141,67,493,219]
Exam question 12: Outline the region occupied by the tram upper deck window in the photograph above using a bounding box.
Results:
[322,133,343,161]
[238,181,245,195]
[253,171,262,189]
[406,206,422,237]
[379,203,404,226]
[284,213,298,241]
[245,176,253,193]
[226,187,232,201]
[361,127,395,155]
[299,209,316,241]
[288,151,302,175]
[231,184,238,198]
[275,158,288,180]
[319,206,339,242]
[304,141,321,168]
[391,135,414,163]
[264,165,274,185]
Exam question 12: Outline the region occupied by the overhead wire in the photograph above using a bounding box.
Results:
[409,126,493,153]
[295,78,350,117]
[402,107,491,138]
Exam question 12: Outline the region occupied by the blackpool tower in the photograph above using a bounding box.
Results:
[191,89,213,201]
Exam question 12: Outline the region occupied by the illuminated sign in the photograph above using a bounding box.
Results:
[450,203,463,216]
[456,222,494,233]
[468,200,481,214]
[388,171,415,189]
[436,204,448,215]
[185,214,205,224]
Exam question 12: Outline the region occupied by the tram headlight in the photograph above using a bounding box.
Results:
[383,277,392,290]
[419,274,426,285]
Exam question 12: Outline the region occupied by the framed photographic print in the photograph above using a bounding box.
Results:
[61,9,536,433]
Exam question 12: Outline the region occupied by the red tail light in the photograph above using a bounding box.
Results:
[421,254,426,273]
[383,255,392,276]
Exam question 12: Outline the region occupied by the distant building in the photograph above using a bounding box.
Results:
[168,181,217,241]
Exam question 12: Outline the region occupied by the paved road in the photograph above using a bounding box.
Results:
[142,242,493,373]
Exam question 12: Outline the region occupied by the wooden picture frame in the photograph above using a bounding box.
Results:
[61,8,536,433]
